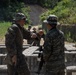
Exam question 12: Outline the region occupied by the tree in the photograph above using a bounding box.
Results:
[0,0,10,7]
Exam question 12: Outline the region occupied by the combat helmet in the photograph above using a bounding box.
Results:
[44,15,58,26]
[14,13,26,21]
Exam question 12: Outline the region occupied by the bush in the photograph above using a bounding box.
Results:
[40,0,76,24]
[0,2,30,23]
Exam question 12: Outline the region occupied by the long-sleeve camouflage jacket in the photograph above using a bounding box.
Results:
[5,23,31,58]
[43,27,65,69]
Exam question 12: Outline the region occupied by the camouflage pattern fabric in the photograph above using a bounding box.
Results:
[43,27,65,75]
[5,23,31,75]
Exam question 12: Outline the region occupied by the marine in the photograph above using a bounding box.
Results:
[43,15,65,75]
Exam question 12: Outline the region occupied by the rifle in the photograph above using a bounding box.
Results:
[13,63,18,75]
[36,46,45,75]
[36,44,54,75]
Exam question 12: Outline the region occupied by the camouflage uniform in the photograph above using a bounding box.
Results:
[43,27,65,75]
[5,23,31,75]
[43,15,65,75]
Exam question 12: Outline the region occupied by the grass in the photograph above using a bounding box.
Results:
[0,22,11,38]
[0,22,28,38]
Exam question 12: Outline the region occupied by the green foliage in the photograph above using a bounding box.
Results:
[38,0,61,8]
[0,22,28,38]
[0,0,10,7]
[0,22,11,37]
[40,0,76,24]
[0,0,24,7]
[65,32,73,42]
[0,2,30,23]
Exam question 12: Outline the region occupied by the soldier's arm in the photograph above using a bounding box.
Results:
[5,27,17,57]
[43,36,53,61]
[23,28,38,40]
[22,27,31,39]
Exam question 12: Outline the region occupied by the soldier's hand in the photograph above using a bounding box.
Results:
[12,55,17,65]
